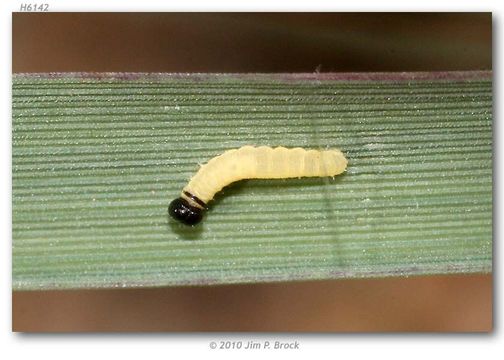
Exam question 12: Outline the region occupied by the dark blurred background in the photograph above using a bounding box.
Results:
[12,13,492,332]
[13,13,491,73]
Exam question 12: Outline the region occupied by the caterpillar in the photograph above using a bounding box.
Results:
[169,145,348,225]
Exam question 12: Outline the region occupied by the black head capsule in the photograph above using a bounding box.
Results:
[168,197,204,226]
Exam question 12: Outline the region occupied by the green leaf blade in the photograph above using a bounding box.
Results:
[12,72,492,290]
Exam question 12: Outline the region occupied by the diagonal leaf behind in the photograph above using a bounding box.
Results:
[12,72,492,290]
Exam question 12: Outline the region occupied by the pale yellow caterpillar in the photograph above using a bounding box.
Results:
[169,145,348,225]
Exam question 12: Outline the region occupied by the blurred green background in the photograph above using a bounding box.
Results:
[12,12,492,331]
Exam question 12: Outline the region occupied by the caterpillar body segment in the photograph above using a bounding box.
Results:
[169,146,347,225]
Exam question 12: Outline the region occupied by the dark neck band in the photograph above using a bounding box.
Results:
[183,191,207,208]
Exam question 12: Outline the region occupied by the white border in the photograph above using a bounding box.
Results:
[2,1,500,360]
[3,0,500,12]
